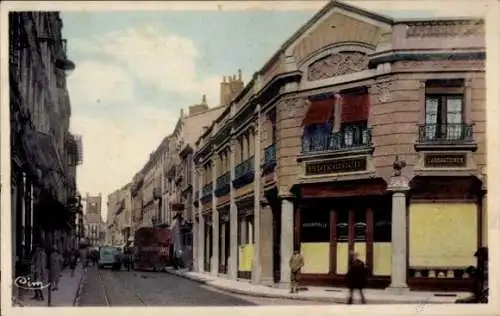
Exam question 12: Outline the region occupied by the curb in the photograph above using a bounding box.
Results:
[72,268,87,306]
[165,269,209,285]
[167,270,454,305]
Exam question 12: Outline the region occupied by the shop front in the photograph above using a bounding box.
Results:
[237,197,254,279]
[203,213,213,272]
[407,175,483,291]
[218,206,230,274]
[294,178,390,288]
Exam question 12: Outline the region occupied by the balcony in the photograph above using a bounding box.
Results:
[301,127,372,156]
[233,157,255,189]
[415,123,476,151]
[215,172,231,197]
[262,143,276,174]
[201,182,213,203]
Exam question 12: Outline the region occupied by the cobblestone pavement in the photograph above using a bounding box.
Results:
[78,266,328,306]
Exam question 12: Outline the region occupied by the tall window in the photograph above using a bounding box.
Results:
[373,208,391,243]
[301,208,330,243]
[354,208,366,241]
[336,210,349,242]
[424,79,464,141]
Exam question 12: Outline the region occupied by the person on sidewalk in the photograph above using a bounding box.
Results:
[345,251,370,304]
[69,248,78,277]
[49,247,63,291]
[80,246,89,270]
[289,250,304,294]
[30,245,47,301]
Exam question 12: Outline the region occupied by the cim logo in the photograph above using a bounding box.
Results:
[14,276,50,290]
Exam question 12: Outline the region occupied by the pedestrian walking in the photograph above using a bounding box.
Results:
[80,246,89,270]
[345,251,370,304]
[30,245,47,301]
[289,250,304,293]
[49,247,63,291]
[69,248,78,277]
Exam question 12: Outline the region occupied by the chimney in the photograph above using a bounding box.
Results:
[229,70,244,100]
[220,76,231,107]
[180,108,184,117]
[202,94,207,105]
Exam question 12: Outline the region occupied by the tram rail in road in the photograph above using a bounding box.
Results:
[97,269,147,306]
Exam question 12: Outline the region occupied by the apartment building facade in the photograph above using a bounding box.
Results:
[9,12,82,272]
[192,1,486,292]
[106,183,132,245]
[164,95,228,268]
[84,193,104,246]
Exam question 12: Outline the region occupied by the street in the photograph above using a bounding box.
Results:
[78,266,327,306]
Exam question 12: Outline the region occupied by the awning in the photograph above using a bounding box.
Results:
[34,190,72,231]
[22,130,65,188]
[302,98,335,126]
[22,130,62,172]
[341,93,370,123]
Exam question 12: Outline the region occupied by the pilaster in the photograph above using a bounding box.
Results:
[280,196,294,287]
[228,135,238,280]
[197,167,205,272]
[386,174,410,293]
[252,105,262,284]
[211,154,219,276]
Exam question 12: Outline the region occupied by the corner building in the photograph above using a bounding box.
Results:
[192,1,486,291]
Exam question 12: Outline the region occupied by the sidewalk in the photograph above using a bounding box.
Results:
[15,265,86,307]
[165,268,471,304]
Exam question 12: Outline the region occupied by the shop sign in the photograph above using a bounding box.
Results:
[424,153,466,168]
[302,222,327,229]
[305,157,366,176]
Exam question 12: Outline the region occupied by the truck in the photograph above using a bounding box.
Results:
[132,227,172,272]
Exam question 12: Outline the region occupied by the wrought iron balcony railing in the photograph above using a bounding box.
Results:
[233,157,255,189]
[262,143,277,174]
[301,127,372,154]
[201,182,213,203]
[215,172,231,197]
[264,143,276,166]
[417,123,474,145]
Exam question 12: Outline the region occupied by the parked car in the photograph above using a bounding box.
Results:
[98,246,122,270]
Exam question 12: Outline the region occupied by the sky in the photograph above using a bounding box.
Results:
[61,1,486,221]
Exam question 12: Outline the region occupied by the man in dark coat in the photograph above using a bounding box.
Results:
[345,251,369,304]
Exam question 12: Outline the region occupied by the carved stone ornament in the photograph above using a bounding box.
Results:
[281,97,305,119]
[307,52,369,81]
[406,20,484,38]
[372,79,392,104]
[395,60,485,71]
[392,155,407,177]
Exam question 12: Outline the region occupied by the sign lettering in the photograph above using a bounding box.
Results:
[302,222,327,229]
[424,154,466,168]
[305,157,367,175]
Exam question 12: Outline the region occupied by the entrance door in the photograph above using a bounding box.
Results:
[332,201,374,277]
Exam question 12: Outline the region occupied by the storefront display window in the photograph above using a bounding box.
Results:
[301,208,329,243]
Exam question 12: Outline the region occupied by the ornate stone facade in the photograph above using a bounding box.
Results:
[278,96,307,120]
[405,20,484,38]
[393,60,485,72]
[371,77,392,104]
[307,52,369,81]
